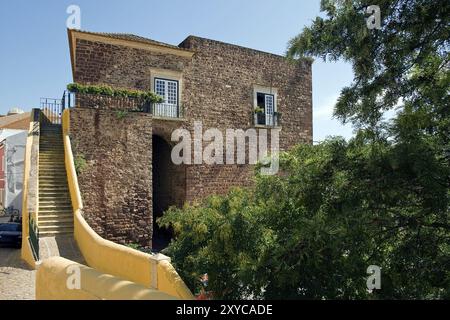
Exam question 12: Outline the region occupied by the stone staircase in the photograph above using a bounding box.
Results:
[38,124,73,237]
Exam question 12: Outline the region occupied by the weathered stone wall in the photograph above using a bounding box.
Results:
[71,35,312,245]
[179,36,312,201]
[69,108,153,247]
[74,39,191,89]
[75,93,148,112]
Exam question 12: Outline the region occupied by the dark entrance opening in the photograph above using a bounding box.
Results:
[151,134,185,252]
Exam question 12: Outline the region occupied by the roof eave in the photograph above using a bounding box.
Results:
[68,29,194,76]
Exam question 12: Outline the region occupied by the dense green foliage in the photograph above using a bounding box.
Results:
[161,136,449,299]
[67,83,163,103]
[159,0,449,299]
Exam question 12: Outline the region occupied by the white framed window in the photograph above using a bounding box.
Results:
[155,78,178,106]
[154,78,179,118]
[253,85,278,127]
[150,68,184,118]
[256,92,276,126]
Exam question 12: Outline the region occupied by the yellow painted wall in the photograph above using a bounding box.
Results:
[21,111,37,268]
[36,256,178,300]
[62,109,194,300]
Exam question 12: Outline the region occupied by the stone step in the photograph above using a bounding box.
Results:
[41,126,62,129]
[39,186,70,190]
[39,165,65,168]
[39,179,68,184]
[39,203,72,208]
[39,224,73,230]
[41,130,62,134]
[40,152,64,155]
[39,195,70,200]
[38,213,72,219]
[39,162,65,165]
[39,175,67,178]
[39,199,71,205]
[39,190,70,194]
[39,176,68,180]
[39,199,71,204]
[39,176,67,179]
[39,200,72,206]
[39,145,64,147]
[38,218,73,226]
[41,128,62,131]
[39,189,70,193]
[39,228,74,236]
[39,169,66,172]
[39,185,69,189]
[39,180,68,184]
[39,178,68,182]
[39,174,67,178]
[39,210,73,215]
[39,156,65,159]
[39,208,72,213]
[39,171,67,175]
[39,162,65,164]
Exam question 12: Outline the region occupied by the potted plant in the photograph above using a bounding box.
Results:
[254,107,265,125]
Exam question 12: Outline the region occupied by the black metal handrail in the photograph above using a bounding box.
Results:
[40,91,74,125]
[62,90,74,109]
[28,215,39,261]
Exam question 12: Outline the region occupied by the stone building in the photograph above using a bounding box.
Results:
[67,29,312,249]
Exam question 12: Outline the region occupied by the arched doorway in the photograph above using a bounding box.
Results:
[152,134,185,251]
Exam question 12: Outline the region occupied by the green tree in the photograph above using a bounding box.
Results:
[160,0,449,299]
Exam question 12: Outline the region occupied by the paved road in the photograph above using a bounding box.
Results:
[0,247,35,300]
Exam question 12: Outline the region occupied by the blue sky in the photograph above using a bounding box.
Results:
[0,0,354,141]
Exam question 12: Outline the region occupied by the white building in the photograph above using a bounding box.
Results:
[0,129,27,214]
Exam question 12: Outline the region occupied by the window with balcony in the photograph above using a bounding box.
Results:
[254,85,279,127]
[154,78,180,118]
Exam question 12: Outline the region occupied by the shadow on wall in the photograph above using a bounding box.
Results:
[152,134,186,252]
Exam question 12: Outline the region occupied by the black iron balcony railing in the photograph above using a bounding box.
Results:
[254,112,281,127]
[72,92,184,119]
[41,91,184,119]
